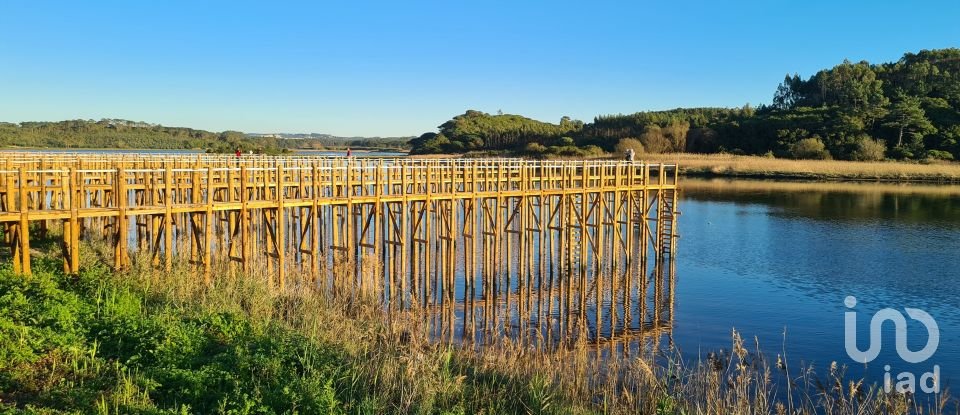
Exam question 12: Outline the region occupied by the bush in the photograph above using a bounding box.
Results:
[888,147,915,160]
[444,140,466,152]
[925,149,955,161]
[524,142,547,155]
[850,137,886,161]
[639,125,672,154]
[615,138,645,157]
[789,138,830,160]
[556,137,575,146]
[543,145,605,158]
[581,145,605,157]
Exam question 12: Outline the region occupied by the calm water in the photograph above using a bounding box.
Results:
[673,178,960,392]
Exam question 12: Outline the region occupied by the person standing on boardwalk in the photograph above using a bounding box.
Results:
[626,148,635,162]
[346,148,352,157]
[235,147,241,158]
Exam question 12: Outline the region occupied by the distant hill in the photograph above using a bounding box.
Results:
[411,48,960,161]
[247,132,413,150]
[0,119,411,152]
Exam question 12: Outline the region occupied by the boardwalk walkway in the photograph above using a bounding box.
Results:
[0,154,679,345]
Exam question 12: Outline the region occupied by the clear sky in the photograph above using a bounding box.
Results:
[1,1,958,137]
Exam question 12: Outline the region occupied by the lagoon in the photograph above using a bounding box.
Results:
[672,178,960,392]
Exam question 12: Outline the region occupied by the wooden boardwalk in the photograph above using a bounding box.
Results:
[0,153,678,345]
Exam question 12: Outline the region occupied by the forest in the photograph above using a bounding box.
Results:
[411,48,960,161]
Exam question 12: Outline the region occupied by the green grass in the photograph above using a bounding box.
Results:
[0,258,587,414]
[0,262,343,414]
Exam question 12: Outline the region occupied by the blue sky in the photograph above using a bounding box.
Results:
[1,1,958,136]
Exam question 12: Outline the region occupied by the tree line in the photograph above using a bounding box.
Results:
[0,119,411,153]
[411,48,960,161]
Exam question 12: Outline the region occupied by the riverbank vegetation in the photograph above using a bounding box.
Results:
[1,233,950,414]
[642,153,960,182]
[410,49,960,164]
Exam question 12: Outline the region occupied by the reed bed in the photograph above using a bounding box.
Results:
[623,153,960,182]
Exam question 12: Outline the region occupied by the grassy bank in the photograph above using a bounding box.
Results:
[0,237,949,414]
[1,255,588,414]
[639,153,960,182]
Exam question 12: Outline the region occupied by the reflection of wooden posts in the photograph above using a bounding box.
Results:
[374,163,384,305]
[190,166,201,264]
[345,161,355,296]
[577,163,590,333]
[0,155,680,348]
[610,164,627,338]
[310,165,320,282]
[447,198,457,342]
[595,166,605,343]
[398,164,407,310]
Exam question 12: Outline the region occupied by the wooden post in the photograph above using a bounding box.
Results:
[164,166,174,271]
[115,167,129,270]
[204,167,214,284]
[275,164,286,291]
[15,167,31,275]
[38,160,48,239]
[67,167,82,274]
[240,165,250,273]
[311,165,320,283]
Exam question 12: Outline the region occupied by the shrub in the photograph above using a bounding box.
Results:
[581,145,605,157]
[524,142,547,155]
[640,125,672,153]
[444,140,465,152]
[887,147,915,160]
[925,149,955,161]
[789,138,830,160]
[615,138,645,157]
[850,137,886,161]
[556,137,575,147]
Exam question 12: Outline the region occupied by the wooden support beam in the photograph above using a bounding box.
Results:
[0,154,680,348]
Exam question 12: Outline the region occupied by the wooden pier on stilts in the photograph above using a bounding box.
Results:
[0,153,679,347]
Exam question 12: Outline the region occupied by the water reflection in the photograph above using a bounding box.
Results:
[674,178,960,389]
[683,178,960,225]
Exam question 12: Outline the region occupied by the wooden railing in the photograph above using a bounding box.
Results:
[0,153,680,345]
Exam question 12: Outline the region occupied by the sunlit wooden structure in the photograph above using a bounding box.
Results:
[0,153,679,345]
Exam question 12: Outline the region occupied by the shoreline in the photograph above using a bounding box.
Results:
[682,176,960,196]
[634,153,960,183]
